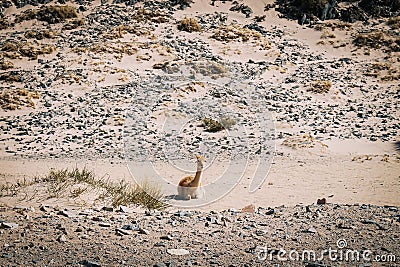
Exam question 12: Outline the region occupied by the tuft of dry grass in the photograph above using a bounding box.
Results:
[0,18,9,30]
[282,134,328,149]
[132,8,170,23]
[0,88,40,110]
[16,5,78,24]
[307,80,332,93]
[320,30,336,39]
[0,59,14,70]
[0,168,169,210]
[211,24,271,49]
[1,41,56,59]
[24,29,58,40]
[202,116,236,132]
[73,42,138,61]
[63,18,86,30]
[177,18,202,32]
[364,62,400,81]
[103,25,150,39]
[353,30,400,52]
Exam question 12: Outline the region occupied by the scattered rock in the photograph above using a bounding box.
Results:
[1,222,19,229]
[167,248,189,256]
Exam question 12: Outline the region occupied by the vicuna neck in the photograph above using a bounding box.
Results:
[192,164,203,188]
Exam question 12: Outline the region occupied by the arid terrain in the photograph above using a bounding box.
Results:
[0,0,399,266]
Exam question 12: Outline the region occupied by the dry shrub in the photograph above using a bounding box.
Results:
[315,21,352,31]
[40,168,168,210]
[189,61,228,79]
[202,117,236,132]
[321,30,336,39]
[364,62,400,81]
[15,5,77,24]
[0,18,9,30]
[177,18,202,32]
[63,18,86,30]
[211,24,262,42]
[74,42,138,61]
[2,41,56,59]
[211,25,271,49]
[308,80,332,93]
[103,25,150,39]
[353,30,400,52]
[0,59,14,70]
[0,88,40,111]
[25,29,58,40]
[132,8,170,23]
[282,134,328,149]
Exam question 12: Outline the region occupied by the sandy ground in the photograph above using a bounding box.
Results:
[0,0,398,218]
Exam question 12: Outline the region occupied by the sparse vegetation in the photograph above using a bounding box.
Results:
[15,5,78,24]
[353,30,400,52]
[282,134,328,149]
[308,80,332,93]
[321,30,336,39]
[62,18,86,30]
[132,8,170,23]
[314,21,352,31]
[364,62,400,81]
[177,18,202,32]
[73,42,138,61]
[189,61,228,78]
[103,25,150,39]
[1,41,56,59]
[211,25,271,49]
[0,59,14,70]
[0,88,40,110]
[25,29,58,40]
[0,18,9,30]
[202,116,236,132]
[0,168,168,210]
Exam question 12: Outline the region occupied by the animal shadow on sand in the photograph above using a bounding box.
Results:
[165,194,184,200]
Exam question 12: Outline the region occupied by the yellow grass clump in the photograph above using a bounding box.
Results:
[211,25,271,49]
[103,25,150,39]
[0,89,40,111]
[308,80,332,93]
[177,18,202,32]
[353,30,400,52]
[1,41,56,59]
[16,5,78,24]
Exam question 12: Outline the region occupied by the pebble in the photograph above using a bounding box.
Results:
[167,249,189,256]
[1,222,19,229]
[57,234,67,243]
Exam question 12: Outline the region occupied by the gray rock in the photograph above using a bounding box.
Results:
[115,228,131,236]
[58,234,67,243]
[167,248,189,256]
[80,260,102,267]
[138,228,150,235]
[1,222,19,229]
